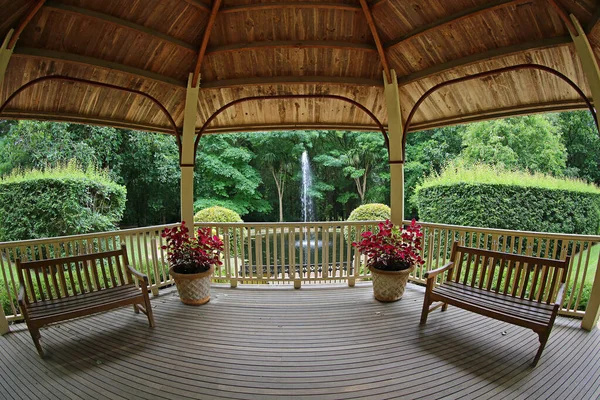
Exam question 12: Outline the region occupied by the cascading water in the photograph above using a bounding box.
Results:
[300,151,315,222]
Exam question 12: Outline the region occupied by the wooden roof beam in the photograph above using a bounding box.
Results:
[7,0,46,50]
[12,47,187,87]
[220,2,361,14]
[385,0,532,50]
[201,75,383,89]
[206,40,377,55]
[396,35,572,85]
[586,6,600,34]
[44,1,198,53]
[546,0,577,36]
[358,0,391,84]
[192,0,222,87]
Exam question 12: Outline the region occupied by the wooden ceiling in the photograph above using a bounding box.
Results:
[0,0,598,135]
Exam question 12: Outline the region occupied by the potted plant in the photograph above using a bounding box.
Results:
[353,219,424,302]
[162,221,224,305]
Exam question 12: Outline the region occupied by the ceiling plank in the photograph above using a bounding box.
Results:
[192,0,222,87]
[206,40,376,55]
[396,35,572,85]
[12,47,187,87]
[358,0,390,83]
[546,0,577,35]
[201,75,383,89]
[385,0,530,50]
[220,2,361,14]
[7,0,46,49]
[44,1,198,52]
[180,0,210,12]
[587,6,600,34]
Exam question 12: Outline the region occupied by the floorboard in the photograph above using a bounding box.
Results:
[1,283,599,400]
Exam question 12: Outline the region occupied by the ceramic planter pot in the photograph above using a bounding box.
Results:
[368,264,415,302]
[169,265,214,305]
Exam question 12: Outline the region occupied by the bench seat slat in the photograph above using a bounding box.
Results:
[442,281,555,312]
[28,285,139,310]
[433,286,554,325]
[27,286,143,321]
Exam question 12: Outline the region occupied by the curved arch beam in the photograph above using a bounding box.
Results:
[0,75,182,151]
[401,63,598,161]
[194,94,389,161]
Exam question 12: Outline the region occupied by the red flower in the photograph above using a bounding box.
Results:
[352,219,425,271]
[161,221,224,272]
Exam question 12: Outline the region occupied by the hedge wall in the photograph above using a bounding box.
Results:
[416,183,600,235]
[0,167,126,241]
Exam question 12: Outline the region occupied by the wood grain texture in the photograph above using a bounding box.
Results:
[1,284,599,398]
[0,0,598,133]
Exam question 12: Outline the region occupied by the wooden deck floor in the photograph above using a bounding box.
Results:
[1,283,600,400]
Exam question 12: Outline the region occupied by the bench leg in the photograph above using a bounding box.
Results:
[29,327,44,358]
[133,304,140,314]
[420,294,431,325]
[532,330,550,367]
[442,303,448,312]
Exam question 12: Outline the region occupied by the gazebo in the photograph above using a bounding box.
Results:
[2,1,600,398]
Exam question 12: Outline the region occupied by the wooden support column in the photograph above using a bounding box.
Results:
[570,15,600,330]
[0,30,14,88]
[180,74,200,235]
[383,69,404,225]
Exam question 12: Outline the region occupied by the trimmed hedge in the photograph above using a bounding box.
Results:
[415,166,600,235]
[194,206,243,223]
[347,203,391,222]
[0,165,126,241]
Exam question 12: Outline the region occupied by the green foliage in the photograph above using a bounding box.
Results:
[0,163,126,241]
[346,203,391,241]
[559,111,600,184]
[194,206,243,223]
[195,135,270,217]
[347,203,391,222]
[416,163,600,235]
[459,115,567,175]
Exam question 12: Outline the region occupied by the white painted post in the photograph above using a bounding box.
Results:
[384,69,405,226]
[0,30,15,87]
[569,16,600,330]
[0,307,9,335]
[180,74,200,237]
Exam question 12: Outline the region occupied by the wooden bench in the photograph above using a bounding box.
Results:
[420,241,569,367]
[17,244,155,357]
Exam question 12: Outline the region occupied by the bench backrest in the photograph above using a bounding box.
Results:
[17,244,132,304]
[448,241,569,305]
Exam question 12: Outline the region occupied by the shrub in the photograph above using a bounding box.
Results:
[415,164,600,235]
[348,203,391,222]
[346,203,391,241]
[194,206,243,223]
[0,163,126,241]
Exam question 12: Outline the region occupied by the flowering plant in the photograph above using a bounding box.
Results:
[352,219,425,272]
[161,221,224,274]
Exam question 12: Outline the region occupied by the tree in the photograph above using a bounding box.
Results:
[557,111,600,184]
[314,131,388,205]
[194,135,270,216]
[246,131,311,222]
[459,115,566,175]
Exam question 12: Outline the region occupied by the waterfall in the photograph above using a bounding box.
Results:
[300,151,315,222]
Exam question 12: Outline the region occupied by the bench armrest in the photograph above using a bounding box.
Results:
[555,282,567,307]
[424,262,454,279]
[127,265,149,285]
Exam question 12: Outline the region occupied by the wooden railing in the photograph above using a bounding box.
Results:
[1,221,599,324]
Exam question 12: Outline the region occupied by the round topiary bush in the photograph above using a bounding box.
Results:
[346,203,391,241]
[194,206,243,223]
[348,203,391,222]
